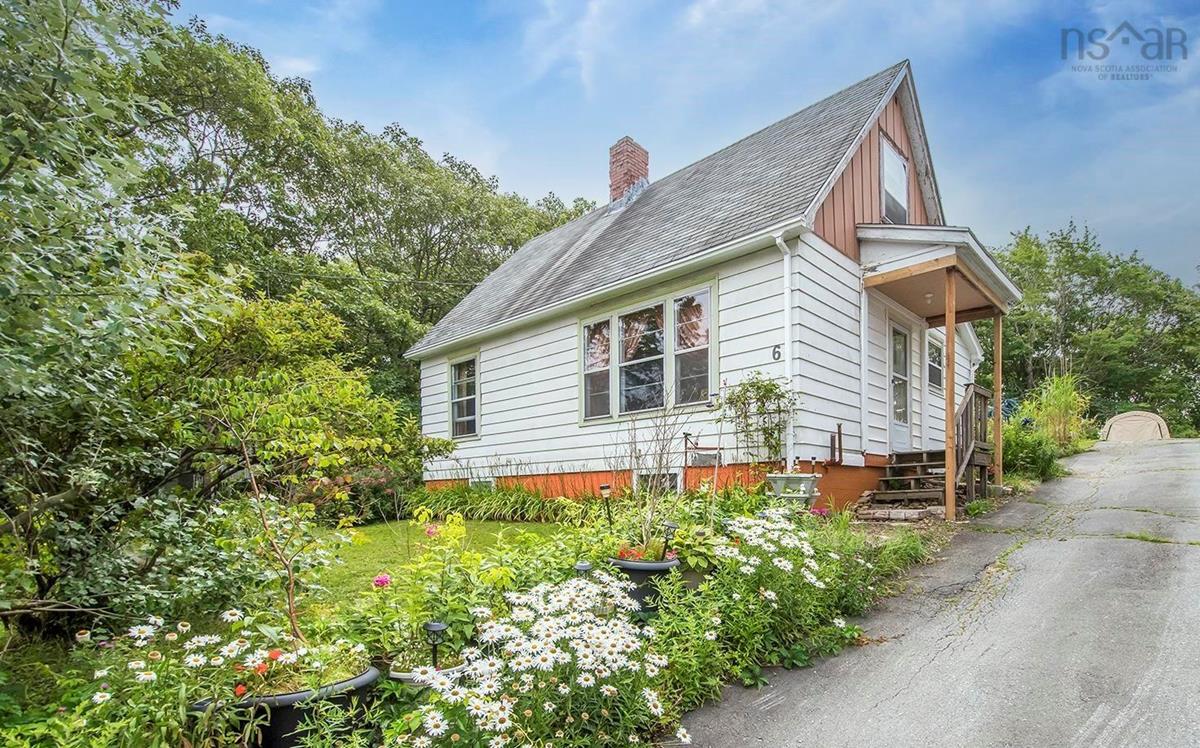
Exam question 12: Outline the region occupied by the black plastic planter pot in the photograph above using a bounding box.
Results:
[193,666,380,748]
[608,557,680,611]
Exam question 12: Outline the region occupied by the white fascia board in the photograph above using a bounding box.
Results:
[856,224,1022,305]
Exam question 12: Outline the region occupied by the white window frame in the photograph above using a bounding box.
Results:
[582,318,613,419]
[578,281,716,423]
[448,353,481,440]
[673,289,712,406]
[618,302,666,415]
[881,136,909,225]
[927,337,944,392]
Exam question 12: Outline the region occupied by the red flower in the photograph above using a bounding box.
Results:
[233,664,245,672]
[268,649,283,661]
[234,684,247,697]
[255,662,268,675]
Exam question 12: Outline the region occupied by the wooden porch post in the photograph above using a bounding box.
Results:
[993,314,1003,488]
[944,270,957,520]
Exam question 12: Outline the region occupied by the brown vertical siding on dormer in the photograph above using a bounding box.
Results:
[813,94,933,261]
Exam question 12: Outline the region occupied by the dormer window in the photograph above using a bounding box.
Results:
[882,138,908,224]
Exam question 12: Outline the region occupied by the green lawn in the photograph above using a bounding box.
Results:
[318,519,560,599]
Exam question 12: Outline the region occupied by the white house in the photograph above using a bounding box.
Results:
[406,61,1021,515]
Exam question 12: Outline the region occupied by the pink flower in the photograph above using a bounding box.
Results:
[810,506,830,517]
[424,524,440,538]
[373,574,392,588]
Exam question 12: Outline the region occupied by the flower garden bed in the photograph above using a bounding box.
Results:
[3,491,930,747]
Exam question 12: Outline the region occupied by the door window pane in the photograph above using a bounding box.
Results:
[891,328,908,372]
[892,378,909,424]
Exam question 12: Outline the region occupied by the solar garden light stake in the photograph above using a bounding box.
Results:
[599,483,614,530]
[573,560,593,577]
[661,521,679,561]
[423,621,448,669]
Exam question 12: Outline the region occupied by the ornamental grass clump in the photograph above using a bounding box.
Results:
[385,573,679,747]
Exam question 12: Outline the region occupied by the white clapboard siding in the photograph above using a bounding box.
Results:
[420,235,985,480]
[793,233,868,464]
[422,247,785,480]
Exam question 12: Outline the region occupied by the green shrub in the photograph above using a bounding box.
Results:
[1003,411,1060,480]
[398,485,616,524]
[965,499,995,517]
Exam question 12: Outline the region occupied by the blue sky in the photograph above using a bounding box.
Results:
[176,0,1198,284]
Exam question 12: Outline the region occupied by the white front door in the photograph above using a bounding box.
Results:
[889,324,912,451]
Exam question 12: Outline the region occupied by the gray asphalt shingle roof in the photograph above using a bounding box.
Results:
[408,61,907,358]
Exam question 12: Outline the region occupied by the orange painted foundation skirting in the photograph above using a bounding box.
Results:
[426,456,887,512]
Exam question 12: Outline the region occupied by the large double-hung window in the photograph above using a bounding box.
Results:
[582,287,712,419]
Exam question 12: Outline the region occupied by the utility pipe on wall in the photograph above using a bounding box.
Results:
[774,234,795,471]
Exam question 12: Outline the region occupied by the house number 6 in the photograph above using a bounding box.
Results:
[772,344,782,361]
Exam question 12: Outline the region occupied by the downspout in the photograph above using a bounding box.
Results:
[774,234,795,471]
[859,280,870,461]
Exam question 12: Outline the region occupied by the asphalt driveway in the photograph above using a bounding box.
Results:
[684,439,1200,747]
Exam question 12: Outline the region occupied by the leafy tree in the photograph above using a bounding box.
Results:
[128,30,595,406]
[0,0,243,634]
[977,225,1200,436]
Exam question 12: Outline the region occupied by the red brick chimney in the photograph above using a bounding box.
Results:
[609,136,648,203]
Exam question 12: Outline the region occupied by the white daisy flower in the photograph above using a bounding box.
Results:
[91,691,111,704]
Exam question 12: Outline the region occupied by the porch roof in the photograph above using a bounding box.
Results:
[857,224,1021,326]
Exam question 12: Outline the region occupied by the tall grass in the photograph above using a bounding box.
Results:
[1030,373,1091,450]
[1003,373,1092,481]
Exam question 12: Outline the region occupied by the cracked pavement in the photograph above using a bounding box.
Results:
[683,439,1200,747]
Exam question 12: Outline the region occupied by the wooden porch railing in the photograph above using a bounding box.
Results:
[954,383,993,482]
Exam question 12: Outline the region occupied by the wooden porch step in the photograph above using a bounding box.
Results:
[870,488,945,503]
[891,450,946,464]
[881,474,946,483]
[885,461,946,474]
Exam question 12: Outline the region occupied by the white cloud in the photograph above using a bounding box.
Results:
[272,56,320,76]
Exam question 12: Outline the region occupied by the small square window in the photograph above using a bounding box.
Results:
[928,341,944,390]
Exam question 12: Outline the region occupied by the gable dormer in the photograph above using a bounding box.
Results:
[811,69,944,262]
